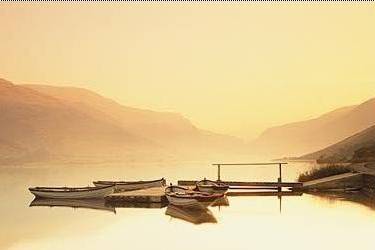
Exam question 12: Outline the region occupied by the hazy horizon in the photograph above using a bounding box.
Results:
[2,3,375,250]
[1,2,374,139]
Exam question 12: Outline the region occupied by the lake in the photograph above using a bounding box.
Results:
[1,161,375,250]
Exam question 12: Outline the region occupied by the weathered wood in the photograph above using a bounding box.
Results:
[227,191,303,197]
[217,164,221,181]
[229,187,279,190]
[177,180,302,188]
[105,187,168,204]
[105,201,168,208]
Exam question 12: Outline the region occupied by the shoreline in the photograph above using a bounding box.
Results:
[297,162,375,199]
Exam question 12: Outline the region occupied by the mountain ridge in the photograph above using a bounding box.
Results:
[0,78,245,164]
[254,97,375,157]
[301,124,375,163]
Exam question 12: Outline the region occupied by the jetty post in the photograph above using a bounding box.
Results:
[217,164,221,181]
[278,163,282,192]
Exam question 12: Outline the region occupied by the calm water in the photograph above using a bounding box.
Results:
[1,161,375,250]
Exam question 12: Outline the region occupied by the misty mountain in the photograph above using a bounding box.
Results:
[0,78,152,164]
[23,84,244,150]
[0,78,244,164]
[301,125,375,163]
[254,98,375,157]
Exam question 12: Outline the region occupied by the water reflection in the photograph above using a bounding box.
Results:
[309,191,375,211]
[106,200,167,209]
[30,198,116,214]
[227,191,303,213]
[210,196,230,207]
[165,204,217,224]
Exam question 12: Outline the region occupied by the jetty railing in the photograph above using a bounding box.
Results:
[177,162,302,191]
[213,162,288,191]
[213,162,287,183]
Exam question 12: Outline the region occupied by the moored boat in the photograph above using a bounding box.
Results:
[29,185,115,199]
[165,185,224,207]
[93,178,166,192]
[196,178,229,194]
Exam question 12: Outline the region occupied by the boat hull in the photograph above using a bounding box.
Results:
[165,185,224,207]
[166,194,200,206]
[29,186,114,199]
[196,179,229,194]
[196,185,228,194]
[94,179,166,192]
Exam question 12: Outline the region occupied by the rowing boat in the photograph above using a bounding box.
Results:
[196,179,229,194]
[93,178,166,192]
[29,185,115,199]
[165,185,223,206]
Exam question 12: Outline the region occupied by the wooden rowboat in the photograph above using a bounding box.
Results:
[196,179,229,194]
[165,185,224,207]
[93,178,166,192]
[29,185,115,199]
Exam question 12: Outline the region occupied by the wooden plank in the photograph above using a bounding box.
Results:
[229,187,279,190]
[177,180,303,188]
[106,201,168,209]
[227,191,303,197]
[105,187,167,204]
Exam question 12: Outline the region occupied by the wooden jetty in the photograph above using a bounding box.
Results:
[105,187,168,204]
[178,163,303,191]
[105,162,303,205]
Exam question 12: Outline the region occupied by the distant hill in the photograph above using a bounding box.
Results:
[254,98,375,158]
[23,84,244,153]
[0,78,151,164]
[0,78,245,164]
[301,125,375,163]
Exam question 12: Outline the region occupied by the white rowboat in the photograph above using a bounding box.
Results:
[93,178,166,192]
[29,185,115,199]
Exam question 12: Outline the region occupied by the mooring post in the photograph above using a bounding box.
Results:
[278,163,282,192]
[217,164,221,181]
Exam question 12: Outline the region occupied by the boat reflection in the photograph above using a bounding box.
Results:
[210,196,229,207]
[165,204,217,224]
[29,198,116,214]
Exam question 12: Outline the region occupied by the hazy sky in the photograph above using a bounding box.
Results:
[1,2,374,139]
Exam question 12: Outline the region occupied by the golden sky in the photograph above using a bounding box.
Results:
[0,2,374,139]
